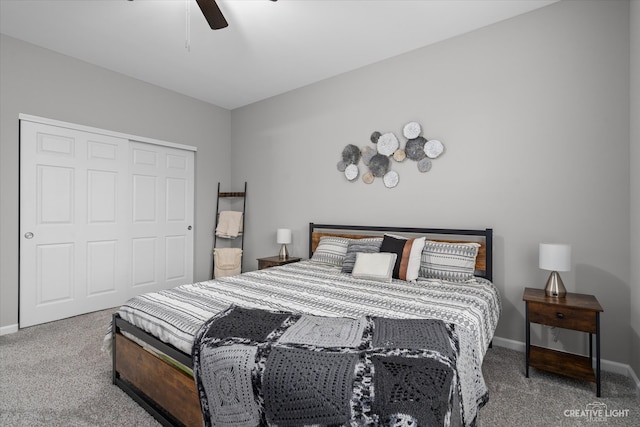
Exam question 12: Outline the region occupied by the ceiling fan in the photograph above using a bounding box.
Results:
[128,0,277,30]
[195,0,277,30]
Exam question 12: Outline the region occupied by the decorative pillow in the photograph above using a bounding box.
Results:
[351,252,397,283]
[380,234,426,282]
[419,241,480,282]
[341,237,383,273]
[310,236,350,267]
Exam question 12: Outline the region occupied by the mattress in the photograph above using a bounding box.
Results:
[105,260,501,362]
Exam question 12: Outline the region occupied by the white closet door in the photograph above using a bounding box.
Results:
[129,141,194,297]
[19,121,194,327]
[20,121,131,327]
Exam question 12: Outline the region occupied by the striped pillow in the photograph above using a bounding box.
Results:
[419,241,480,282]
[310,236,350,267]
[341,237,383,273]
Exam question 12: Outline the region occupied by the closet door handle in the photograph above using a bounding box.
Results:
[24,232,34,239]
[187,226,192,230]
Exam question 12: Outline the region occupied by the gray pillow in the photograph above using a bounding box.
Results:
[341,237,383,273]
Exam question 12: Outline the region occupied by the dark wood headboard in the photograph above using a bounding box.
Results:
[308,223,493,281]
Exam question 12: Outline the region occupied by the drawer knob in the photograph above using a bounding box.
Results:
[556,312,565,319]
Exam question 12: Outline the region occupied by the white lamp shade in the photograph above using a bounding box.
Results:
[539,243,571,272]
[276,228,292,244]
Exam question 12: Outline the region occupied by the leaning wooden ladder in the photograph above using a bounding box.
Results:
[211,181,247,279]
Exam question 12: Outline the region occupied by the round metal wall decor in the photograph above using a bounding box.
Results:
[370,131,382,144]
[405,136,427,161]
[417,158,432,173]
[424,139,444,159]
[403,121,421,139]
[383,170,399,188]
[377,132,399,156]
[393,149,406,162]
[361,147,376,166]
[342,144,361,164]
[368,153,390,177]
[344,164,359,181]
[336,119,445,187]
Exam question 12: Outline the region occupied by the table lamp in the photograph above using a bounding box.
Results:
[539,243,571,298]
[277,228,292,259]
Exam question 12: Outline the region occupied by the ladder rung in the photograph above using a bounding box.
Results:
[218,192,245,198]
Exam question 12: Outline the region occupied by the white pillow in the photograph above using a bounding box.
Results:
[351,252,397,283]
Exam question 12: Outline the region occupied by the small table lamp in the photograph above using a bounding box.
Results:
[539,243,571,298]
[277,228,292,259]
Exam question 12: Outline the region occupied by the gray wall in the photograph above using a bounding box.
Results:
[231,0,632,365]
[630,0,640,378]
[0,35,231,329]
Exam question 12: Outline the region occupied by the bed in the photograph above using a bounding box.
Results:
[107,223,501,427]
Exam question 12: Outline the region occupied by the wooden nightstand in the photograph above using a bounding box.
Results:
[257,256,302,270]
[523,287,603,396]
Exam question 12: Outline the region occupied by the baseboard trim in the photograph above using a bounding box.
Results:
[491,335,640,394]
[492,336,525,352]
[629,364,640,398]
[0,324,18,336]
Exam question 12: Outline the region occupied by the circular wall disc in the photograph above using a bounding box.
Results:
[405,136,427,161]
[370,131,382,144]
[344,164,359,181]
[362,147,376,166]
[417,158,432,172]
[362,172,374,184]
[369,154,390,177]
[383,170,399,188]
[403,122,422,139]
[424,139,444,158]
[393,149,406,162]
[377,132,399,156]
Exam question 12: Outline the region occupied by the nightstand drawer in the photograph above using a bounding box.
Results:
[259,259,282,269]
[528,302,597,333]
[257,256,302,270]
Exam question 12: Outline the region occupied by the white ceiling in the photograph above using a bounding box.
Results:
[0,0,557,110]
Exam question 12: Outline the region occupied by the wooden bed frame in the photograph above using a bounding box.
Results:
[112,223,494,427]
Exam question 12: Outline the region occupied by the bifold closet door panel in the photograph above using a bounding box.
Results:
[19,121,131,327]
[129,141,194,298]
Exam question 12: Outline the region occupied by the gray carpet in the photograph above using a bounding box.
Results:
[479,345,639,426]
[0,308,638,426]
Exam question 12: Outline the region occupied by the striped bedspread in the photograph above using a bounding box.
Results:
[105,261,500,363]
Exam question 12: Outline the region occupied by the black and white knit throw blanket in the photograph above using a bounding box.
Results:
[192,305,487,427]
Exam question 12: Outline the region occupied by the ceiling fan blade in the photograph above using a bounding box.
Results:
[195,0,228,30]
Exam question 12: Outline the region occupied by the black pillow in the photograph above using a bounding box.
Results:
[380,235,407,279]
